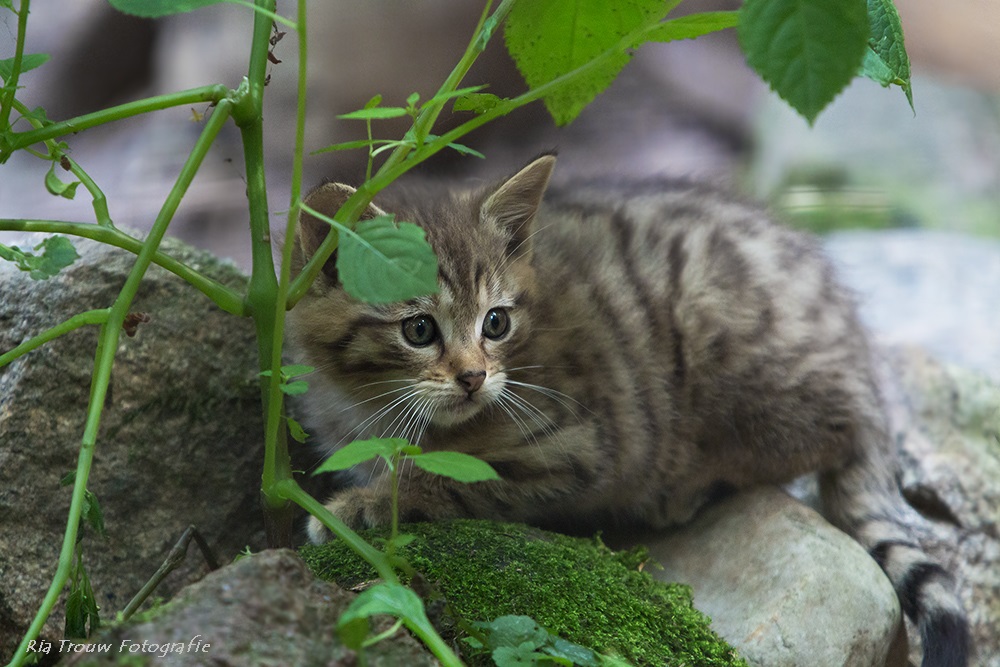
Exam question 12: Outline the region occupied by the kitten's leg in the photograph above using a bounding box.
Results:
[819,423,969,667]
[306,470,507,542]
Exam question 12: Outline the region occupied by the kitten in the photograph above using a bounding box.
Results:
[288,154,968,667]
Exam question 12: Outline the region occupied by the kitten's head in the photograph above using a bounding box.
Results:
[289,154,555,432]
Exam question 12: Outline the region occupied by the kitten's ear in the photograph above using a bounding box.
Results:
[481,154,556,259]
[295,182,387,283]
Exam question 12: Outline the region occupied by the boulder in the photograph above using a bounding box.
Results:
[615,488,906,667]
[885,346,1000,666]
[56,549,437,666]
[0,233,268,659]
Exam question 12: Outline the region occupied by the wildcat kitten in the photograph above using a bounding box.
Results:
[288,154,968,667]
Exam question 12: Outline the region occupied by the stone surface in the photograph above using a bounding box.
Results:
[616,488,905,667]
[825,231,1000,382]
[882,346,1000,667]
[0,234,267,660]
[57,549,437,666]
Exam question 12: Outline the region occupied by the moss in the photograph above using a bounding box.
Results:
[300,520,746,667]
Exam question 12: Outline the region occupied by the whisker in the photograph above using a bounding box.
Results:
[504,379,592,418]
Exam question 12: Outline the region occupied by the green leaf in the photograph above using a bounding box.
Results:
[338,582,431,631]
[313,437,407,475]
[410,451,500,483]
[281,364,314,377]
[0,235,80,280]
[861,0,913,111]
[65,557,100,639]
[107,0,227,18]
[493,642,550,666]
[279,380,309,396]
[738,0,869,124]
[453,92,504,114]
[45,164,80,200]
[337,107,408,120]
[1,0,15,11]
[312,139,398,155]
[82,490,107,538]
[505,0,668,126]
[545,637,600,667]
[0,53,50,82]
[426,84,487,106]
[644,11,738,43]
[446,142,486,159]
[480,616,549,651]
[337,616,370,650]
[287,417,309,443]
[337,215,438,303]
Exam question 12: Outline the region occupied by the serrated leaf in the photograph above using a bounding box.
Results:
[65,558,100,639]
[107,0,227,18]
[505,0,668,126]
[45,164,80,199]
[644,11,738,43]
[337,215,438,303]
[0,53,50,82]
[0,235,80,280]
[738,0,869,124]
[410,451,500,483]
[313,437,406,475]
[338,107,408,120]
[862,0,913,111]
[82,489,107,538]
[1,1,15,11]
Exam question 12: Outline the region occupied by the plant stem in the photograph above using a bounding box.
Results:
[8,99,232,667]
[0,219,246,315]
[261,0,308,530]
[8,98,113,226]
[0,0,30,134]
[0,308,110,368]
[233,0,296,548]
[1,85,229,159]
[275,479,397,582]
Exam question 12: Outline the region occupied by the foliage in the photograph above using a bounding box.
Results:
[0,0,912,665]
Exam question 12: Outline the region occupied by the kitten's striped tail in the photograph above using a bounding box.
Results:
[820,455,969,667]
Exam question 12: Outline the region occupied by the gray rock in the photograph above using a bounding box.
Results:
[616,488,905,667]
[882,346,1000,667]
[825,230,1000,382]
[0,234,267,658]
[57,549,437,666]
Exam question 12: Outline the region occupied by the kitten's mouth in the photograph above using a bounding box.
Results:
[432,394,489,427]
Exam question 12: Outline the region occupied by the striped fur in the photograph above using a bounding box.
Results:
[288,155,968,666]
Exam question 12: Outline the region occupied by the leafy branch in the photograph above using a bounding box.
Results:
[0,0,915,664]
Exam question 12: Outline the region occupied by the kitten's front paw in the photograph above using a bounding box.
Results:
[306,487,389,544]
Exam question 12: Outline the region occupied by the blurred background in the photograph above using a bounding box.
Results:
[1,0,999,378]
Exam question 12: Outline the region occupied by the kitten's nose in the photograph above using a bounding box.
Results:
[457,370,486,394]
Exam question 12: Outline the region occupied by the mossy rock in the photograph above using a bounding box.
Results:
[299,520,746,667]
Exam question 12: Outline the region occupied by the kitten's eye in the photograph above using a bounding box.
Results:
[402,315,437,346]
[482,308,510,340]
